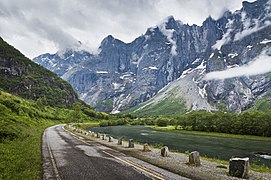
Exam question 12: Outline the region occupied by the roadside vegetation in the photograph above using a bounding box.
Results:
[0,90,104,179]
[98,110,271,138]
[2,85,270,178]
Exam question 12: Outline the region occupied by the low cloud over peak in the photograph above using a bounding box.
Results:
[0,0,252,58]
[204,49,271,80]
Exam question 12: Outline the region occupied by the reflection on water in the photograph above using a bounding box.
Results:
[254,152,271,160]
[89,125,271,168]
[140,133,149,136]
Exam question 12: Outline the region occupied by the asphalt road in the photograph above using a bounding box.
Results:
[42,124,189,180]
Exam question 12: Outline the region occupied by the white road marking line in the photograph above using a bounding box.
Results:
[46,133,61,180]
[102,150,165,180]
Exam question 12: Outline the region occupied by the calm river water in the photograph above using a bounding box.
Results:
[89,125,271,167]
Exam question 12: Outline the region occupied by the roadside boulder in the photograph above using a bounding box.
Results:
[229,157,249,178]
[143,143,151,152]
[102,134,106,140]
[161,146,169,157]
[128,139,134,148]
[118,138,122,145]
[109,136,113,142]
[96,133,100,138]
[189,151,201,166]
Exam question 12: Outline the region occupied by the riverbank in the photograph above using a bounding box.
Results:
[66,125,271,179]
[152,126,271,142]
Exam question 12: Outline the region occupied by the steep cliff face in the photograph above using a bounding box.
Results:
[0,37,78,108]
[33,0,271,113]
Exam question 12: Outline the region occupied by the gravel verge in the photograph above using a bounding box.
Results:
[68,126,271,180]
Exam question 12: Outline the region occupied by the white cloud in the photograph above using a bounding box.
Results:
[204,50,271,80]
[158,17,177,56]
[212,19,234,50]
[0,0,253,58]
[234,20,270,41]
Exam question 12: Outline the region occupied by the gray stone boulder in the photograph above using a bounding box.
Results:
[189,151,201,166]
[128,139,134,148]
[96,133,100,138]
[102,134,106,140]
[118,138,123,145]
[143,143,151,152]
[229,157,249,178]
[161,146,169,157]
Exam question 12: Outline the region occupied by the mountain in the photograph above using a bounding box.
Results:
[0,37,78,108]
[33,0,271,113]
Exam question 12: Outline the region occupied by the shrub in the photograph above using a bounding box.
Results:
[156,117,169,127]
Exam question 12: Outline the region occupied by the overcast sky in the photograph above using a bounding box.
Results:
[0,0,254,58]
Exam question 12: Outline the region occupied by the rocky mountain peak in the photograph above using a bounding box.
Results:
[33,1,271,114]
[164,16,178,29]
[99,35,126,50]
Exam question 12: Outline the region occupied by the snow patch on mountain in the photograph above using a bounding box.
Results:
[260,39,271,44]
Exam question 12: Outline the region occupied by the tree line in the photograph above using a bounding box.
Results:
[174,111,271,137]
[99,110,271,137]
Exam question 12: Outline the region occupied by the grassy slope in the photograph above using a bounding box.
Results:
[0,91,61,179]
[124,95,186,117]
[0,37,104,179]
[0,37,78,108]
[0,91,100,179]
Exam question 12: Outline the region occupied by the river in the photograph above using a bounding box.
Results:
[89,125,271,168]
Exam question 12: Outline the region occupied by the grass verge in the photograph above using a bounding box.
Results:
[0,118,57,179]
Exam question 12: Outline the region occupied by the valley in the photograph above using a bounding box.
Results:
[1,0,271,179]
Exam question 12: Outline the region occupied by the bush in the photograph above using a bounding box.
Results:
[99,121,108,127]
[156,117,169,127]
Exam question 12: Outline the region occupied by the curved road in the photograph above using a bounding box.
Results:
[42,125,189,180]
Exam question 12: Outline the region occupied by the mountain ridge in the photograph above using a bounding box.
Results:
[33,0,271,114]
[0,37,78,108]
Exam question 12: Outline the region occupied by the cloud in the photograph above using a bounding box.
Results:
[204,50,271,80]
[0,0,253,58]
[212,19,234,50]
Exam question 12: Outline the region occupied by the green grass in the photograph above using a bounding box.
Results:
[0,37,78,108]
[200,156,271,173]
[151,126,271,141]
[73,122,100,130]
[0,90,100,179]
[0,91,61,179]
[0,119,57,179]
[124,96,186,117]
